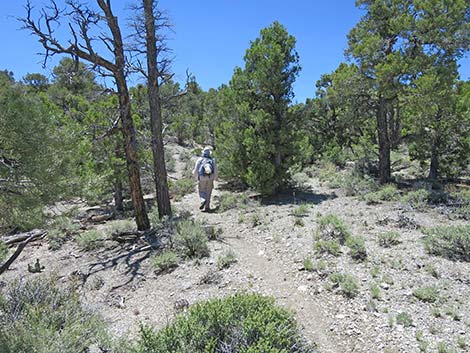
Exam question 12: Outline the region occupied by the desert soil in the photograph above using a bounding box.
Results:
[1,146,469,353]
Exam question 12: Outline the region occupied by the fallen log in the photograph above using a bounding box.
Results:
[0,230,47,275]
[3,229,47,246]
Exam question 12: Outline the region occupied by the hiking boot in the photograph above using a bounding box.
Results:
[199,201,206,210]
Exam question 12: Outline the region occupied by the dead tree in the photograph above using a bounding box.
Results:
[0,229,47,276]
[21,0,150,230]
[128,0,172,217]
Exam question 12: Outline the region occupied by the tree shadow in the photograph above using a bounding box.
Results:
[86,238,162,291]
[217,180,249,193]
[259,187,336,206]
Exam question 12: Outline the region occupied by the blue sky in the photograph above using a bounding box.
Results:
[1,1,470,103]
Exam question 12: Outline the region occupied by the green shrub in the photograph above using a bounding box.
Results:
[216,249,237,270]
[107,219,135,236]
[165,149,176,172]
[341,170,378,197]
[314,240,341,256]
[47,215,81,250]
[76,230,104,251]
[134,293,315,353]
[0,277,107,353]
[294,217,305,227]
[413,286,439,303]
[444,306,462,321]
[291,171,310,191]
[346,236,367,261]
[423,225,470,262]
[370,265,381,278]
[401,189,430,210]
[47,229,68,250]
[51,215,80,235]
[363,184,399,204]
[152,251,179,273]
[457,336,467,349]
[217,192,250,212]
[370,283,381,300]
[450,189,470,220]
[250,212,261,227]
[0,240,8,263]
[173,219,209,259]
[170,178,195,201]
[377,231,401,248]
[303,257,314,271]
[317,161,343,188]
[437,342,457,353]
[293,203,309,218]
[316,214,351,244]
[148,207,169,229]
[328,272,359,298]
[396,312,413,327]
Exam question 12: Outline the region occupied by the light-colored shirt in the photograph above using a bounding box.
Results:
[193,156,218,181]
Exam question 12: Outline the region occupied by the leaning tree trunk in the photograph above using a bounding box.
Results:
[116,75,150,230]
[377,96,391,184]
[143,0,172,218]
[21,0,151,230]
[113,142,124,212]
[106,2,150,231]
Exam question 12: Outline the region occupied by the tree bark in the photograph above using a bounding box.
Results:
[22,0,151,231]
[0,230,47,275]
[428,138,439,180]
[114,179,124,212]
[3,229,46,246]
[389,103,401,149]
[116,75,150,230]
[100,1,150,231]
[143,0,172,218]
[377,96,391,183]
[113,143,124,212]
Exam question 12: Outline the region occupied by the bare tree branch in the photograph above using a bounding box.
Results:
[0,230,47,276]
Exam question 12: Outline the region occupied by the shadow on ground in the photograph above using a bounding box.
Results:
[260,188,336,206]
[86,240,159,291]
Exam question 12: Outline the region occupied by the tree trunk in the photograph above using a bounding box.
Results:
[21,0,150,230]
[377,96,391,183]
[113,142,124,212]
[106,2,150,231]
[389,103,401,149]
[143,0,172,218]
[428,139,439,180]
[116,74,150,230]
[114,179,124,212]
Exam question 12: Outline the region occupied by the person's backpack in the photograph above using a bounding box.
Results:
[199,157,214,176]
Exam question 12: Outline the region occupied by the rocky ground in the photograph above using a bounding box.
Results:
[1,146,469,353]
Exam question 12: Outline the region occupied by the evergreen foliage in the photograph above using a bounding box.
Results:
[0,73,76,230]
[0,277,107,353]
[135,293,315,353]
[216,21,303,194]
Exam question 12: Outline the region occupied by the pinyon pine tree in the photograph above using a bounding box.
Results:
[217,21,302,194]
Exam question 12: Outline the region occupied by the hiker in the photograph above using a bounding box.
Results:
[192,146,218,212]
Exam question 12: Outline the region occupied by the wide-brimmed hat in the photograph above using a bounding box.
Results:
[202,146,212,157]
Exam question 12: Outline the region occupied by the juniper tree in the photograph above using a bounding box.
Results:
[217,21,301,194]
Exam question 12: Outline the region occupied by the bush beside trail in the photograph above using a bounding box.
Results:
[135,293,316,353]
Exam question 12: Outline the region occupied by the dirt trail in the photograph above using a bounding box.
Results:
[3,148,468,353]
[181,185,343,353]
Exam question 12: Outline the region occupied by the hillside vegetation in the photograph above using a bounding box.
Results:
[1,1,469,352]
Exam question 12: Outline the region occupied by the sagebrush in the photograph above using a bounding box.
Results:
[134,293,315,353]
